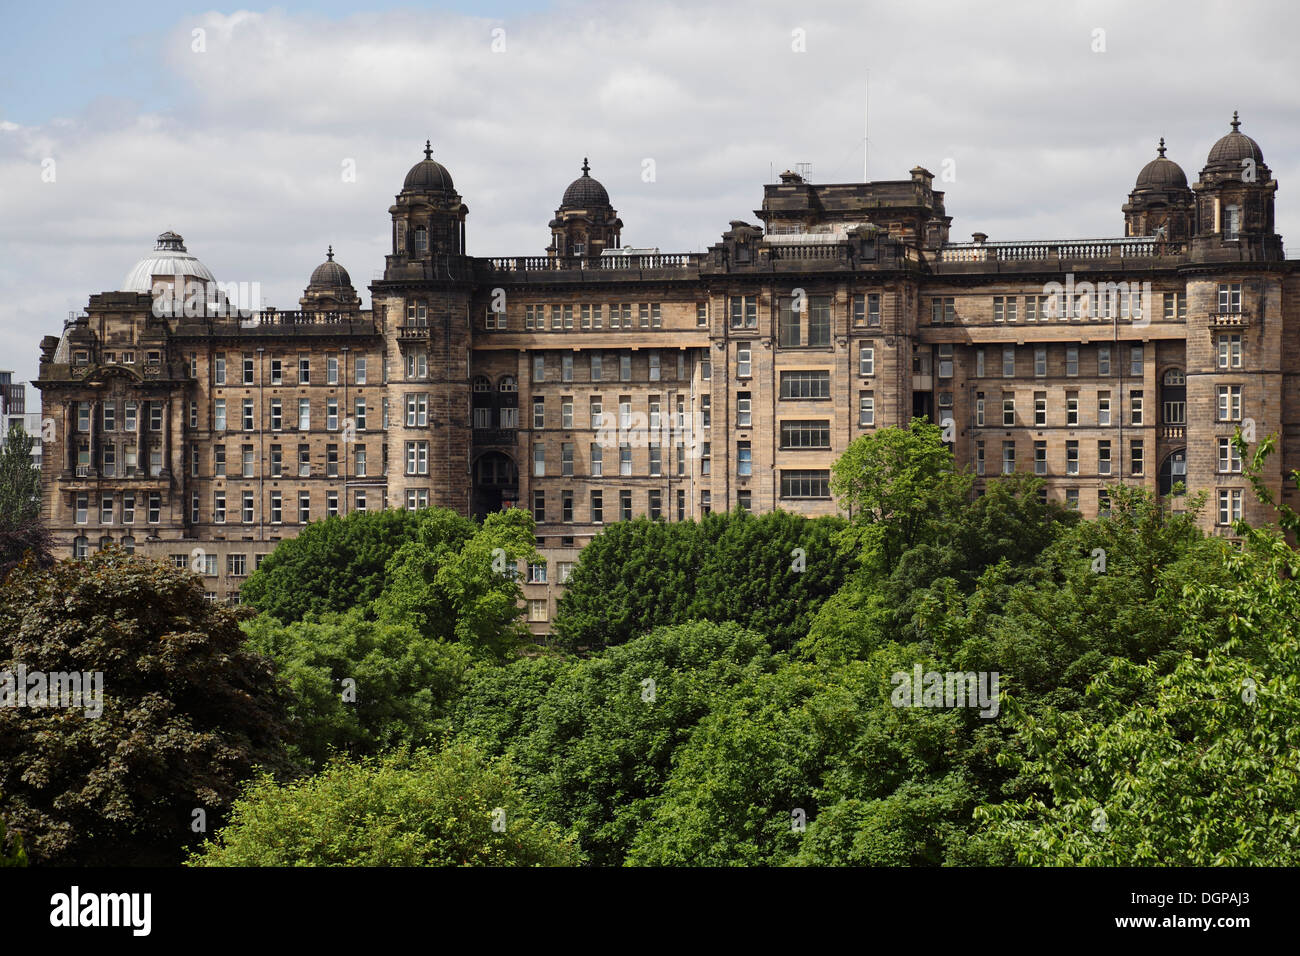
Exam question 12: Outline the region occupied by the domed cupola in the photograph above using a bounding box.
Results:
[300,245,360,312]
[121,230,217,295]
[387,139,469,269]
[548,158,622,263]
[1191,112,1281,260]
[402,140,456,193]
[1123,138,1194,240]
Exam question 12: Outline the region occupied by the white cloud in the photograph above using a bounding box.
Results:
[3,0,1300,392]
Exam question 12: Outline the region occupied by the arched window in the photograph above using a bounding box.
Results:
[99,536,113,552]
[1163,368,1185,386]
[121,535,135,554]
[472,375,491,393]
[414,225,428,253]
[497,375,517,393]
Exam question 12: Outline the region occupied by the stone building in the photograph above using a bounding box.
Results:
[36,115,1298,631]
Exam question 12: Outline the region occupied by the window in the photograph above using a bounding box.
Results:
[406,441,429,475]
[533,443,545,477]
[1224,207,1241,240]
[619,443,632,476]
[976,349,985,377]
[1130,346,1143,377]
[527,562,548,584]
[146,492,160,524]
[737,442,752,476]
[242,399,254,431]
[1098,347,1111,376]
[1218,437,1242,473]
[355,398,367,431]
[860,342,875,376]
[780,470,831,498]
[701,442,712,475]
[737,347,752,378]
[562,352,574,382]
[808,296,831,346]
[696,303,708,327]
[270,491,282,524]
[298,355,310,384]
[269,398,282,431]
[1066,391,1079,426]
[529,490,545,523]
[1131,440,1144,476]
[124,402,137,432]
[930,297,955,324]
[647,352,659,382]
[1098,440,1112,476]
[1218,488,1243,525]
[1220,283,1246,320]
[533,354,545,383]
[413,226,427,253]
[242,491,254,523]
[215,356,227,385]
[405,489,428,511]
[1002,347,1015,378]
[589,353,603,382]
[729,295,757,329]
[214,399,226,432]
[994,296,1017,323]
[781,420,831,449]
[1217,334,1243,369]
[532,397,545,429]
[1001,441,1015,475]
[405,353,428,379]
[1066,347,1079,377]
[406,394,428,427]
[591,490,603,524]
[1002,395,1015,426]
[701,395,711,428]
[1034,441,1047,476]
[100,494,113,524]
[355,357,367,384]
[1034,392,1047,426]
[299,492,311,523]
[1065,488,1079,509]
[937,345,954,379]
[618,397,631,429]
[780,370,830,399]
[1217,385,1243,422]
[1163,292,1187,322]
[975,441,985,476]
[868,293,881,326]
[242,444,255,478]
[1098,391,1111,427]
[1131,391,1144,426]
[976,394,985,427]
[326,444,339,478]
[561,491,573,523]
[244,356,255,385]
[620,354,631,382]
[737,393,751,427]
[354,446,367,477]
[294,399,308,431]
[648,489,662,520]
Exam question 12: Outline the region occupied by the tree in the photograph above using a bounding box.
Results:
[374,506,540,660]
[188,743,582,867]
[503,621,774,865]
[243,608,474,769]
[240,507,452,622]
[0,423,49,579]
[830,418,973,571]
[0,550,292,865]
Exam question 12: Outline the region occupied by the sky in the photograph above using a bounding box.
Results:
[3,0,1298,402]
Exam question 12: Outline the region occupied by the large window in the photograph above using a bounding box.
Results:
[780,370,831,400]
[781,420,830,449]
[780,470,831,499]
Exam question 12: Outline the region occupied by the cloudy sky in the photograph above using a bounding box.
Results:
[3,0,1298,400]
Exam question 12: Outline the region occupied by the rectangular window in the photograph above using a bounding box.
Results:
[620,491,633,521]
[298,355,310,384]
[1218,283,1242,313]
[1131,391,1144,426]
[1066,347,1079,377]
[213,491,226,524]
[808,296,832,347]
[1218,488,1243,525]
[1066,440,1079,475]
[270,399,282,431]
[591,354,602,381]
[299,492,311,524]
[1131,440,1145,476]
[1001,441,1015,475]
[780,370,831,399]
[860,342,875,376]
[242,491,254,524]
[591,490,603,524]
[561,491,573,523]
[1098,347,1111,376]
[270,444,282,478]
[1130,346,1143,377]
[781,420,831,449]
[122,494,135,523]
[1218,437,1242,473]
[1034,392,1047,426]
[1003,347,1015,377]
[737,441,752,476]
[532,490,546,523]
[562,353,574,382]
[648,489,662,520]
[696,302,708,327]
[975,441,985,476]
[533,354,545,383]
[1217,385,1243,422]
[619,443,632,476]
[737,393,752,428]
[647,352,660,382]
[976,349,985,377]
[242,399,254,431]
[242,444,255,478]
[1034,347,1046,377]
[1066,392,1079,426]
[214,399,226,432]
[780,470,831,499]
[215,356,227,385]
[532,398,545,430]
[406,441,428,475]
[729,295,758,329]
[737,347,752,378]
[1098,391,1111,427]
[620,354,631,382]
[355,398,367,431]
[1098,440,1112,476]
[406,394,428,428]
[295,398,310,431]
[355,357,367,384]
[1217,334,1243,369]
[1003,394,1015,427]
[1034,441,1047,476]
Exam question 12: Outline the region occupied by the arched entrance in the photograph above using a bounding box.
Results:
[1158,449,1186,496]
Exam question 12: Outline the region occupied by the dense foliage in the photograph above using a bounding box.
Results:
[0,423,49,579]
[0,550,291,865]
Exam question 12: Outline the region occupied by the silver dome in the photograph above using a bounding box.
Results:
[121,231,216,293]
